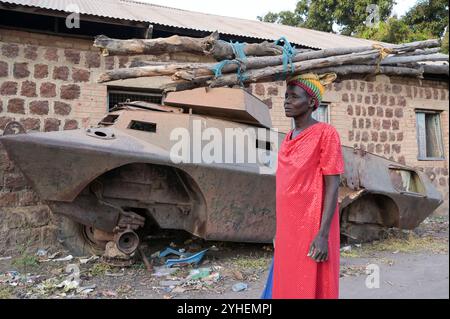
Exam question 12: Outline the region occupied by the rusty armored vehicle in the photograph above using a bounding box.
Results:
[0,87,443,259]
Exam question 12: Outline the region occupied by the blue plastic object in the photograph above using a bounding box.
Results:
[158,247,188,258]
[261,258,274,299]
[165,249,209,268]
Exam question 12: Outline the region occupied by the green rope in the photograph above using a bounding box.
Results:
[274,36,297,80]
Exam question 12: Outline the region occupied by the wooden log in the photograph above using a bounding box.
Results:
[98,63,214,82]
[380,53,449,65]
[151,49,384,82]
[97,38,443,84]
[208,51,381,87]
[205,39,283,60]
[304,65,424,77]
[421,64,449,75]
[162,76,212,92]
[94,32,283,60]
[94,32,440,64]
[385,39,441,52]
[94,33,219,57]
[395,47,442,56]
[161,65,425,92]
[127,40,442,82]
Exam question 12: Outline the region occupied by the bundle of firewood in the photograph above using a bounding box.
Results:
[94,32,449,92]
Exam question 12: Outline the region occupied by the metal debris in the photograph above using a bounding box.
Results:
[138,246,153,272]
[159,280,184,287]
[79,256,99,264]
[232,282,248,292]
[36,249,48,257]
[77,284,97,295]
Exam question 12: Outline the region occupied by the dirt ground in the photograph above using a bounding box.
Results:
[0,215,448,299]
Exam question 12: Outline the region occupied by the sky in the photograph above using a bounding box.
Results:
[138,0,418,21]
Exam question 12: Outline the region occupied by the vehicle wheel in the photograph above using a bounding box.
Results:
[57,216,107,256]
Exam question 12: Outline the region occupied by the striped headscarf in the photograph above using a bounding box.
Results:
[286,73,337,110]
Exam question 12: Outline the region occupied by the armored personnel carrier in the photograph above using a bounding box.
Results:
[0,87,442,258]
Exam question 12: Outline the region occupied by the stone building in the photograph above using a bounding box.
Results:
[0,1,448,252]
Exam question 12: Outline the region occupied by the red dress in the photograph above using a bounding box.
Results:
[272,122,345,299]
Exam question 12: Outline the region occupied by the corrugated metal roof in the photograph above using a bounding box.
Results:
[0,0,382,49]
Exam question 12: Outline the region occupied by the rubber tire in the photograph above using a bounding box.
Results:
[57,216,106,257]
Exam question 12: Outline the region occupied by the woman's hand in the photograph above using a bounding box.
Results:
[307,234,329,262]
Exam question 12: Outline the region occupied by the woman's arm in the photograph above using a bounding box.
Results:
[308,174,340,262]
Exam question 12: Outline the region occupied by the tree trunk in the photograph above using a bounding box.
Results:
[422,64,449,75]
[98,63,214,82]
[208,51,381,87]
[307,65,424,77]
[380,53,448,65]
[94,32,284,60]
[94,33,220,57]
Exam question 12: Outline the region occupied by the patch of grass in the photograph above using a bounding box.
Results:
[89,263,112,276]
[0,286,14,299]
[12,254,39,270]
[368,234,448,254]
[341,234,448,258]
[33,277,61,296]
[340,250,361,258]
[12,243,39,271]
[232,256,271,270]
[131,262,146,270]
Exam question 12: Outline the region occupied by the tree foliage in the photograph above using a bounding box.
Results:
[257,0,394,35]
[258,0,449,51]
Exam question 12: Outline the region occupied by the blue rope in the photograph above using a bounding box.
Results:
[209,37,296,86]
[209,59,248,86]
[229,40,247,61]
[209,59,241,78]
[274,36,297,80]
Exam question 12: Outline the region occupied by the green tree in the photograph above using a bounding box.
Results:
[257,12,280,24]
[257,0,395,35]
[259,0,449,51]
[357,16,434,43]
[403,0,448,39]
[257,11,303,26]
[356,1,448,51]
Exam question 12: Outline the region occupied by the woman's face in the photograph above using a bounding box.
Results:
[284,85,315,118]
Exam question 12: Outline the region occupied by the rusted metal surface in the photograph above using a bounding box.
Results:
[138,246,153,272]
[2,121,25,136]
[0,87,443,246]
[164,87,272,128]
[111,101,184,113]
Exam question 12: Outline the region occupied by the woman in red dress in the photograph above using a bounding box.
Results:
[271,73,344,299]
